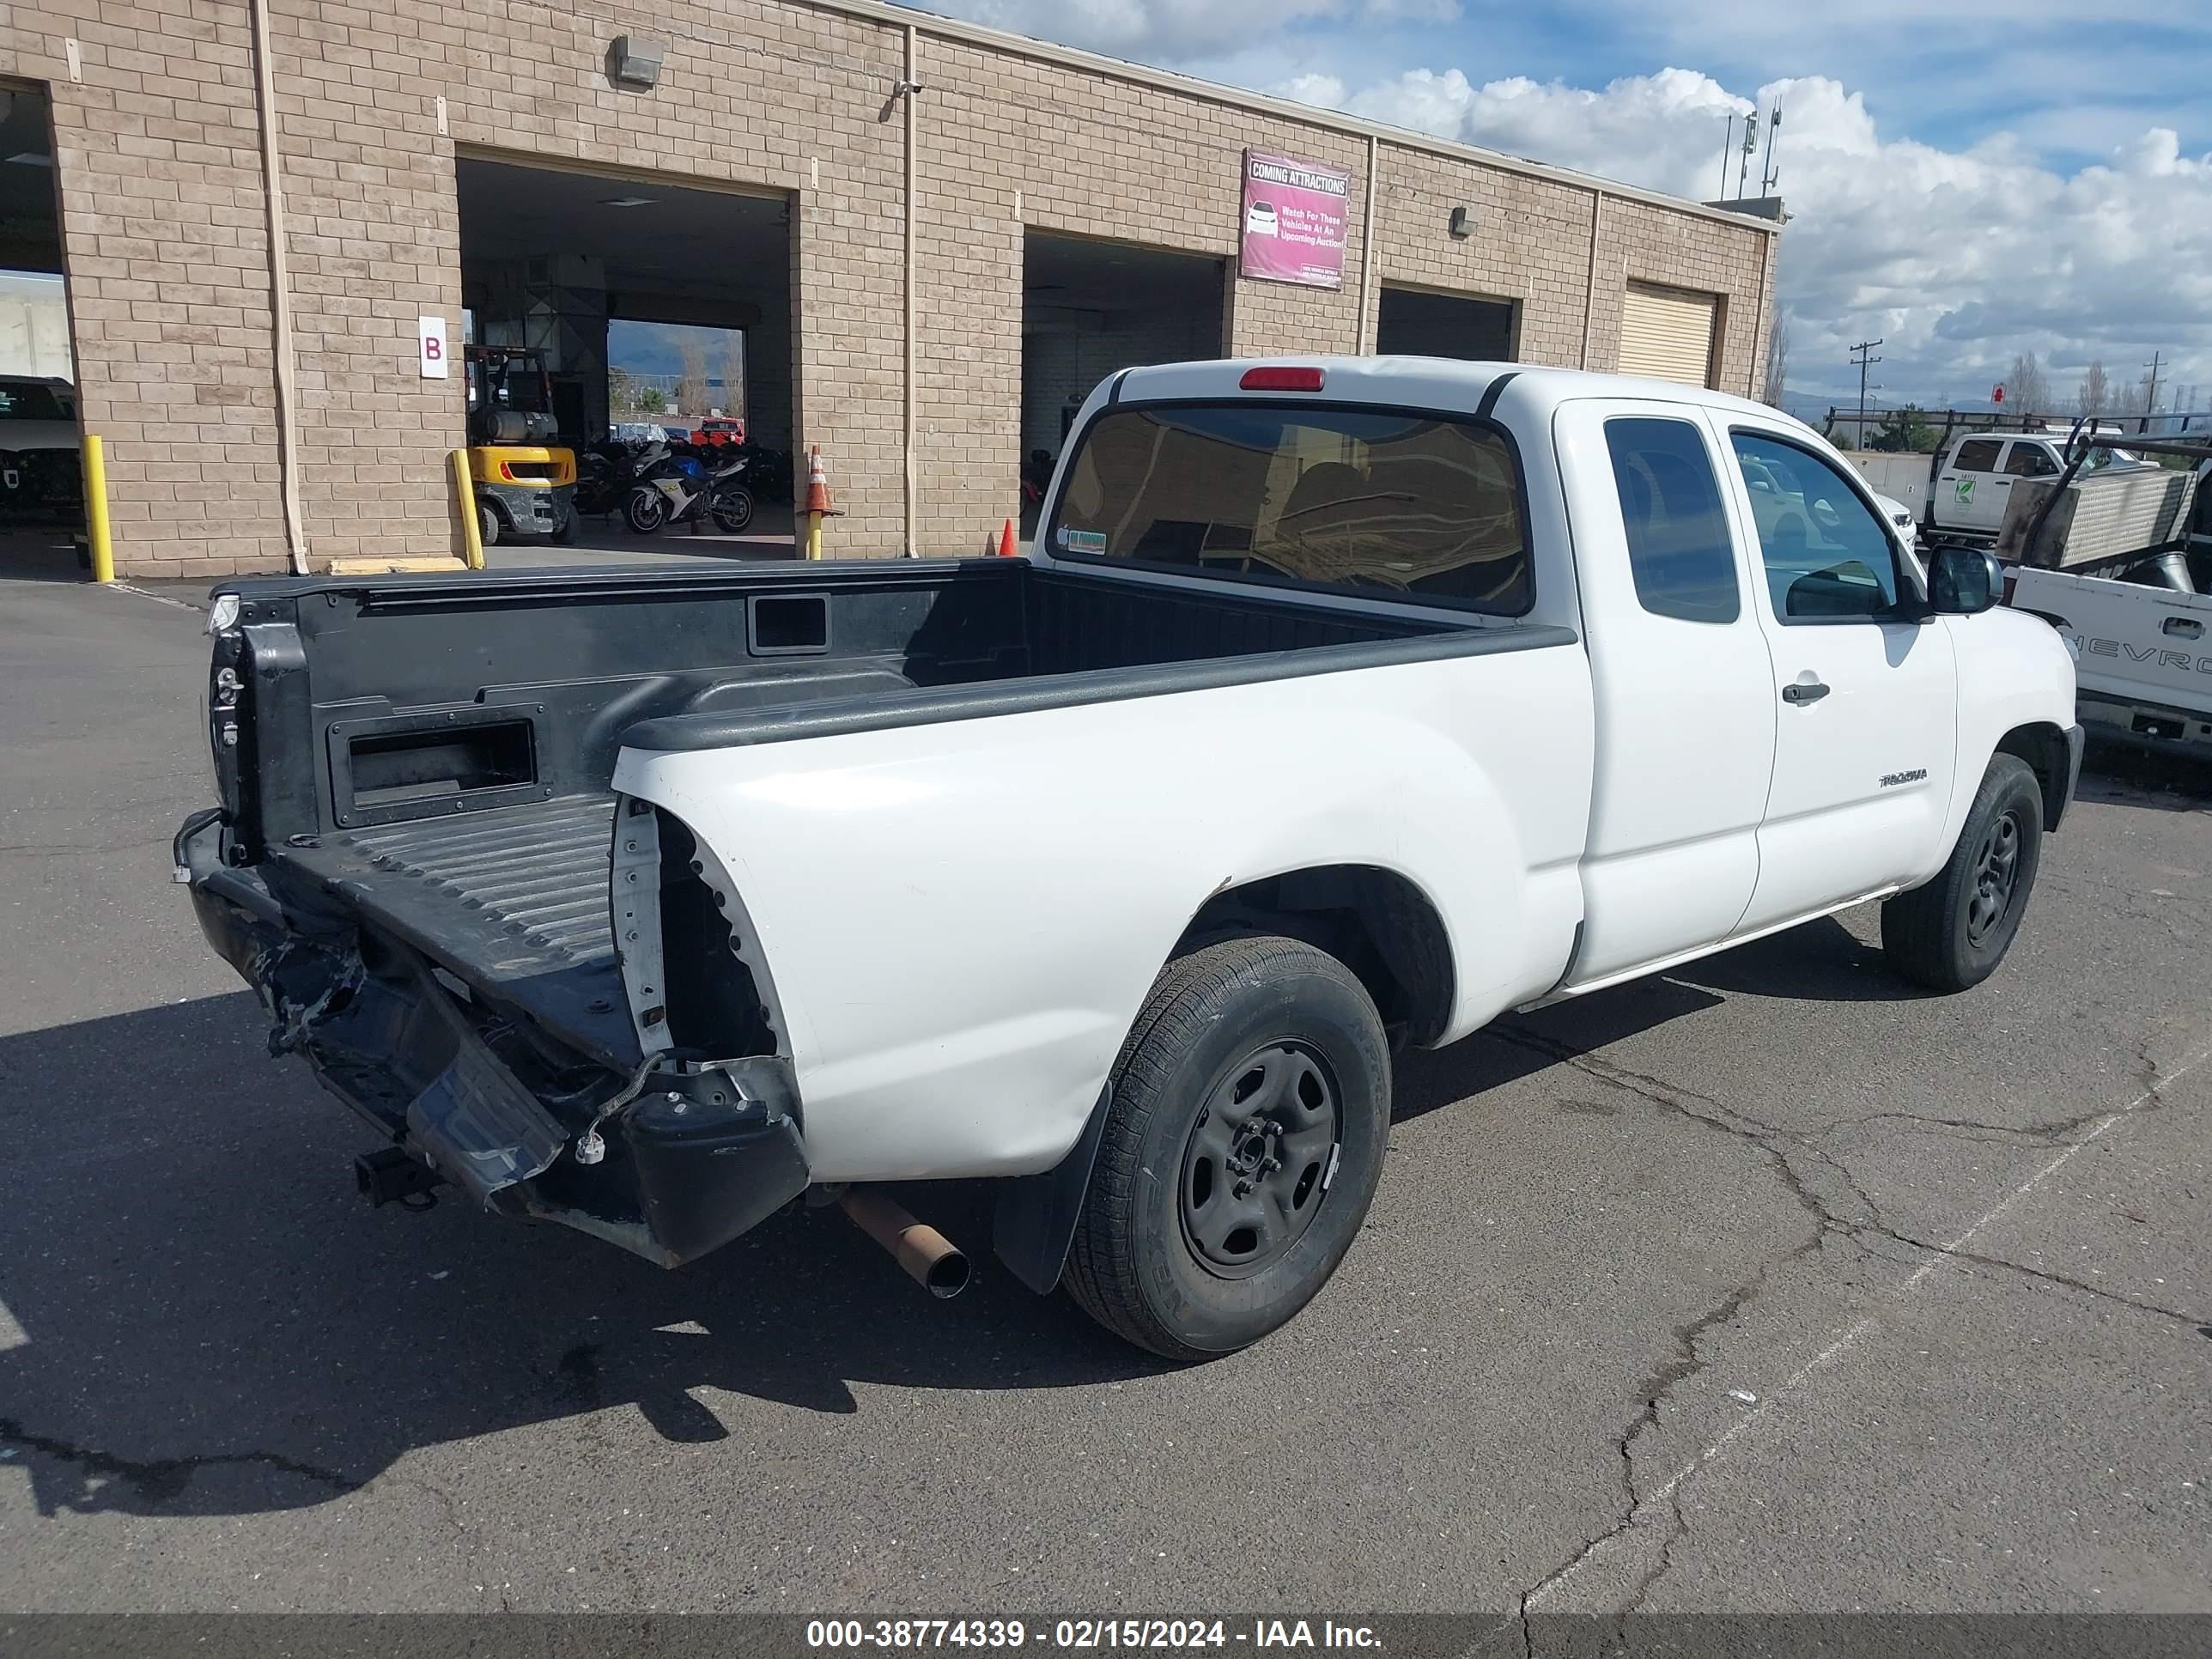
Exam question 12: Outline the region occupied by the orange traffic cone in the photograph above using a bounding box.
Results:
[998,519,1018,558]
[803,446,837,518]
[802,446,840,560]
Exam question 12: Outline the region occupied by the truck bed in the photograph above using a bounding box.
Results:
[199,558,1488,1072]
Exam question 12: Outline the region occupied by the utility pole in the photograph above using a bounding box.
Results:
[1850,338,1884,444]
[1760,104,1783,197]
[1718,113,1733,201]
[2142,349,2165,434]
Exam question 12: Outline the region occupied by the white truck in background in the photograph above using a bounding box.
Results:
[2002,425,2212,755]
[1931,429,2157,538]
[179,358,2082,1361]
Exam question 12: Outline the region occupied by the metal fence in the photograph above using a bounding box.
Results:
[1820,404,2212,451]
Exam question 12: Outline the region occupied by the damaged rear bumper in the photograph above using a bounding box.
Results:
[175,810,811,1267]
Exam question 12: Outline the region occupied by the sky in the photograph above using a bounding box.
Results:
[904,1,2212,412]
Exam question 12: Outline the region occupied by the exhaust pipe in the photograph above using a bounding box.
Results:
[840,1188,970,1299]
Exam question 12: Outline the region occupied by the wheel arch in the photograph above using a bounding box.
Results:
[1995,720,2074,831]
[1176,863,1456,1048]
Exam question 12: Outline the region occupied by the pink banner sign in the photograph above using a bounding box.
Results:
[1239,150,1351,290]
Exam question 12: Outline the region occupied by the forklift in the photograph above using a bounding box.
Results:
[464,344,577,545]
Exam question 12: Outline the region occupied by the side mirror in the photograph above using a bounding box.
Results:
[1928,544,2002,615]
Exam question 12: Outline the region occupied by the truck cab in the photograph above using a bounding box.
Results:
[1933,430,2150,537]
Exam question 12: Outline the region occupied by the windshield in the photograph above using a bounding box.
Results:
[0,383,69,422]
[1048,402,1530,614]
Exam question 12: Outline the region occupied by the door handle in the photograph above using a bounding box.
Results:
[1782,680,1831,705]
[2163,616,2203,639]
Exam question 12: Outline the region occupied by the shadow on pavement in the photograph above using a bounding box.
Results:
[1667,915,1922,1003]
[0,911,1908,1519]
[0,994,1166,1518]
[2078,742,2212,813]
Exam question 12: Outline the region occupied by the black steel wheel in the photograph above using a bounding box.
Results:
[1966,806,2024,947]
[1882,753,2044,993]
[1178,1042,1340,1279]
[1065,935,1389,1360]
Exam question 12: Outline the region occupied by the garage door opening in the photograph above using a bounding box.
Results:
[1620,282,1719,387]
[0,82,85,582]
[1022,233,1224,535]
[458,156,795,562]
[1375,286,1517,363]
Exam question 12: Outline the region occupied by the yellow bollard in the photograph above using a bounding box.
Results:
[82,434,115,583]
[451,447,484,570]
[799,444,837,560]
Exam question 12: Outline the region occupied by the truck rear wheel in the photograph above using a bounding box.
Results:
[1065,935,1390,1360]
[1881,754,2044,993]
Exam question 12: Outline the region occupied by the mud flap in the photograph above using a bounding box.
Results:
[991,1085,1111,1295]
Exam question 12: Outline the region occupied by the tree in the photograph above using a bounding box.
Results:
[2006,351,2050,418]
[1762,305,1790,409]
[720,335,747,422]
[2076,360,2109,418]
[1867,404,1941,453]
[675,338,709,416]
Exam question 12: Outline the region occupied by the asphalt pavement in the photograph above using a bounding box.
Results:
[0,576,2205,1632]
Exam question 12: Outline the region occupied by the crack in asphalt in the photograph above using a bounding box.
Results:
[1847,1224,2201,1325]
[1492,1025,1826,1642]
[0,1414,360,1508]
[1485,1018,2206,1632]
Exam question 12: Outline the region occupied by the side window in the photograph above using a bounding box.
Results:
[1731,431,1904,624]
[2003,443,2059,478]
[1953,439,2002,472]
[1603,416,1740,623]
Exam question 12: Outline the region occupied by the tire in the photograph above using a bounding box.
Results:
[550,506,576,544]
[476,502,501,549]
[711,487,756,533]
[1065,935,1391,1361]
[1881,754,2044,993]
[624,486,669,535]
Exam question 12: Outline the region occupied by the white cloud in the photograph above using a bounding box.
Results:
[903,0,2212,408]
[901,1,1455,60]
[1332,65,2212,404]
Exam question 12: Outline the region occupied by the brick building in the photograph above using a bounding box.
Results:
[0,0,1778,578]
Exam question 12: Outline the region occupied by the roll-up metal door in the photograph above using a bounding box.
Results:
[1620,282,1718,386]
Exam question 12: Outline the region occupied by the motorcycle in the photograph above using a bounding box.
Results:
[575,438,663,518]
[624,447,757,535]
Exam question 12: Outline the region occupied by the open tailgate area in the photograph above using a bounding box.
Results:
[269,792,635,1068]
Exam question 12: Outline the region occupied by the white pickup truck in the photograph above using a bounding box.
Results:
[1929,428,2154,538]
[2014,562,2212,750]
[2004,428,2212,754]
[179,358,2082,1359]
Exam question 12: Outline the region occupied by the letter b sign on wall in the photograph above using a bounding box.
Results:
[418,316,449,380]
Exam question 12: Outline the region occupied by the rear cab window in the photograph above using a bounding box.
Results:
[1048,402,1531,615]
[1951,439,2002,472]
[1603,416,1739,623]
[0,383,68,422]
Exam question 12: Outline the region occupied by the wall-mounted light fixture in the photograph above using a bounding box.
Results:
[1448,205,1475,240]
[607,34,665,90]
